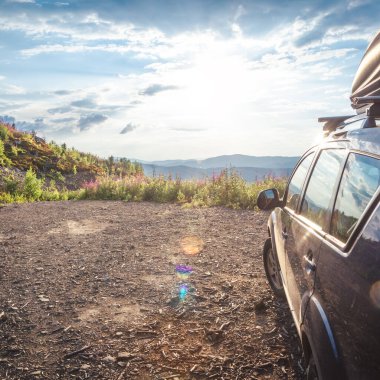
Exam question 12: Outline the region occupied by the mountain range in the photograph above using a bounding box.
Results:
[137,154,299,182]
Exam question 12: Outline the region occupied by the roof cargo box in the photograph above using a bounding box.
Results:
[351,31,380,109]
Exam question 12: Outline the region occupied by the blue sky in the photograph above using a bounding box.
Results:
[0,0,378,160]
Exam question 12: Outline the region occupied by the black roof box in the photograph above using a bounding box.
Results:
[351,31,380,110]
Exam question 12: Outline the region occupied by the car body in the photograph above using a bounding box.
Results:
[257,33,380,380]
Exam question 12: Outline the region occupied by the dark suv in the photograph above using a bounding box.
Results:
[257,33,380,380]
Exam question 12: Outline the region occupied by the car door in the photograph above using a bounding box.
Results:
[274,152,315,292]
[312,153,380,379]
[284,148,347,328]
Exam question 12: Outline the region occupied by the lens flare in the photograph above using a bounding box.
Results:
[179,284,189,301]
[180,236,204,255]
[175,264,193,280]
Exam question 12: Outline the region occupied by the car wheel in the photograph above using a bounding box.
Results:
[306,351,319,380]
[263,238,285,297]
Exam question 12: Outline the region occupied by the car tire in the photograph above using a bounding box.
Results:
[305,351,319,380]
[263,238,285,298]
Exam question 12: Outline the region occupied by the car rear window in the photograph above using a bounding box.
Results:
[331,153,380,243]
[300,149,346,228]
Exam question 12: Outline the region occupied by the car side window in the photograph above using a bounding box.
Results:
[300,149,346,228]
[286,153,314,210]
[362,203,380,243]
[331,153,380,243]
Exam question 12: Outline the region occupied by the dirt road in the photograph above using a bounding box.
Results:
[0,201,303,379]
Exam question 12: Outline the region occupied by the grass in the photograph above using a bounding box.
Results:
[0,168,286,209]
[76,169,287,209]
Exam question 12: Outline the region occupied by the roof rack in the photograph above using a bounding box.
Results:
[318,115,355,134]
[352,96,380,117]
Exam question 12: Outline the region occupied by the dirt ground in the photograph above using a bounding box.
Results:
[0,201,304,380]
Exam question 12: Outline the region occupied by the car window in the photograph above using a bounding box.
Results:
[300,149,346,228]
[286,153,314,210]
[331,153,380,243]
[362,203,380,243]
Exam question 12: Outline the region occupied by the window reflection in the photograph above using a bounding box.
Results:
[331,154,380,242]
[286,153,314,210]
[301,150,346,228]
[363,206,380,242]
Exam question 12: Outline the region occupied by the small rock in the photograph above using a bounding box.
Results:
[222,283,233,292]
[0,311,7,323]
[102,355,116,363]
[81,364,91,369]
[117,352,135,361]
[115,331,123,337]
[205,329,224,344]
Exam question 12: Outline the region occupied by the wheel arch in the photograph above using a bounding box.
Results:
[301,294,346,379]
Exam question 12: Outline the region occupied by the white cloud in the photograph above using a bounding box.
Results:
[6,0,35,3]
[0,10,367,159]
[347,0,371,10]
[233,4,246,22]
[3,84,26,94]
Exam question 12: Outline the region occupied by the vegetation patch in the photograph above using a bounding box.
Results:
[0,122,287,209]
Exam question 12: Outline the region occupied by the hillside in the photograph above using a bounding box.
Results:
[0,122,143,190]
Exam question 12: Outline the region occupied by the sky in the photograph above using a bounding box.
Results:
[0,0,379,160]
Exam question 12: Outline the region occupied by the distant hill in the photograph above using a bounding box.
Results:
[142,164,293,181]
[146,154,300,169]
[140,154,299,181]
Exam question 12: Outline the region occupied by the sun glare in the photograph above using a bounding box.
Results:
[181,52,250,120]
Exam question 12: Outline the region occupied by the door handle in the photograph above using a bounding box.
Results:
[303,254,316,273]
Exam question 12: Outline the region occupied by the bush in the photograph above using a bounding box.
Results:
[0,166,287,209]
[76,170,287,209]
[23,168,43,201]
[4,174,20,195]
[0,140,11,167]
[0,125,9,141]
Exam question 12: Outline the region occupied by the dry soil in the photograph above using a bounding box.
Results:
[0,201,304,379]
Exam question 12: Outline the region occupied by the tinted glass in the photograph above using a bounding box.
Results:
[362,203,380,243]
[286,153,314,210]
[301,149,346,228]
[331,154,380,242]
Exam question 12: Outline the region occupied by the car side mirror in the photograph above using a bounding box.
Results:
[257,188,280,210]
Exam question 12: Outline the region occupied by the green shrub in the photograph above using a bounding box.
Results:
[0,140,11,167]
[0,164,287,208]
[23,168,43,200]
[49,170,65,182]
[0,125,9,141]
[77,170,287,209]
[4,174,20,195]
[0,192,26,204]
